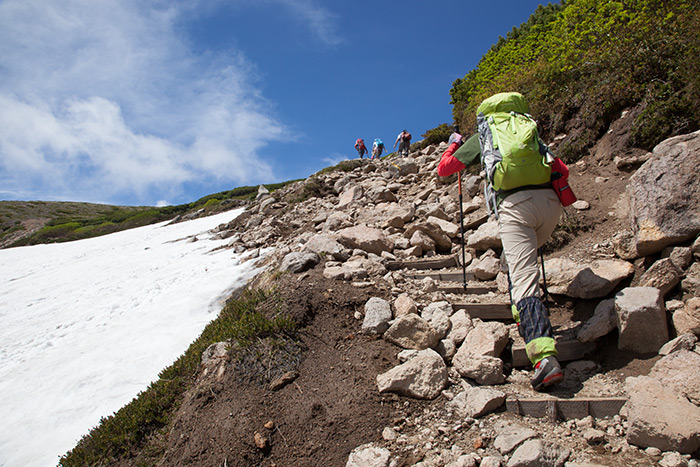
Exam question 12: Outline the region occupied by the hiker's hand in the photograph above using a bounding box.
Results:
[453,134,462,145]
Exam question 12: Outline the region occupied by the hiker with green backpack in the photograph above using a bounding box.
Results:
[437,92,576,391]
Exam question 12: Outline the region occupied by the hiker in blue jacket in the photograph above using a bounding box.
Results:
[372,139,386,159]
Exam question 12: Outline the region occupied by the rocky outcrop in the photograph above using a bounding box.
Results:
[627,130,700,257]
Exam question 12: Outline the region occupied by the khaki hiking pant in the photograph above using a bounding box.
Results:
[498,188,561,305]
[498,188,562,364]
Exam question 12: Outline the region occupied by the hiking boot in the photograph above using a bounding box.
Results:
[531,356,563,391]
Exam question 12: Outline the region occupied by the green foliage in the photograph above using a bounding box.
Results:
[418,123,453,149]
[59,287,297,467]
[449,0,700,159]
[316,159,363,176]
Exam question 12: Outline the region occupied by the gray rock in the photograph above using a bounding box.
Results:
[481,456,504,467]
[393,293,418,317]
[507,439,570,467]
[615,287,669,353]
[638,258,682,297]
[672,297,700,336]
[384,314,441,350]
[662,246,693,270]
[452,354,505,385]
[467,220,502,251]
[362,297,392,335]
[280,251,320,273]
[421,302,452,339]
[681,262,700,296]
[447,386,506,419]
[338,184,364,208]
[324,211,353,232]
[545,258,635,299]
[659,333,698,356]
[376,349,448,400]
[626,375,700,453]
[582,428,606,445]
[577,299,616,343]
[459,320,510,358]
[304,233,350,261]
[627,131,700,256]
[649,349,700,405]
[337,224,393,256]
[410,229,436,252]
[659,452,689,467]
[345,443,391,467]
[447,309,474,346]
[405,221,453,252]
[427,216,460,238]
[493,427,538,454]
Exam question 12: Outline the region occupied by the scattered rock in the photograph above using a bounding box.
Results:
[625,376,700,453]
[376,349,448,400]
[615,287,668,353]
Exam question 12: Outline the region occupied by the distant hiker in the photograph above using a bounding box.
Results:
[394,129,412,156]
[448,124,462,145]
[355,138,368,159]
[437,92,572,392]
[372,138,386,159]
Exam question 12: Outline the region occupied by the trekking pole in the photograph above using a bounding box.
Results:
[458,171,467,291]
[539,247,549,304]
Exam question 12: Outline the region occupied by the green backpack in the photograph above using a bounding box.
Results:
[476,92,551,192]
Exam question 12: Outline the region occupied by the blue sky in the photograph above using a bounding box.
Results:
[0,0,552,207]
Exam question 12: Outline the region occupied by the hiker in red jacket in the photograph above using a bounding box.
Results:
[437,129,564,392]
[354,138,368,159]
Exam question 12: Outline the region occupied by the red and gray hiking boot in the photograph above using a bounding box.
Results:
[531,356,564,391]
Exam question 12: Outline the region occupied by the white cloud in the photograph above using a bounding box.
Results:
[274,0,343,46]
[0,0,287,204]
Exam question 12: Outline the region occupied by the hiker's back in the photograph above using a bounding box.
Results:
[476,92,551,192]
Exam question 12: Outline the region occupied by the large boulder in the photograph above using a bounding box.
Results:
[467,220,502,251]
[303,233,349,261]
[615,287,668,354]
[280,251,320,273]
[627,130,700,256]
[544,258,635,299]
[648,349,700,405]
[336,224,393,256]
[625,376,700,453]
[376,349,448,400]
[384,314,441,350]
[447,386,506,419]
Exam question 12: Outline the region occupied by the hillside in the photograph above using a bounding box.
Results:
[0,181,299,249]
[59,118,700,467]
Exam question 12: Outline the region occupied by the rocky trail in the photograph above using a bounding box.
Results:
[122,124,700,467]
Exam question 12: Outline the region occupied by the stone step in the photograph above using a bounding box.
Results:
[438,283,499,294]
[463,211,489,230]
[452,301,513,320]
[386,255,459,271]
[404,270,476,282]
[511,338,598,368]
[506,397,627,421]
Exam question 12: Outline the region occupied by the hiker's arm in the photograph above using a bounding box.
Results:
[437,142,466,177]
